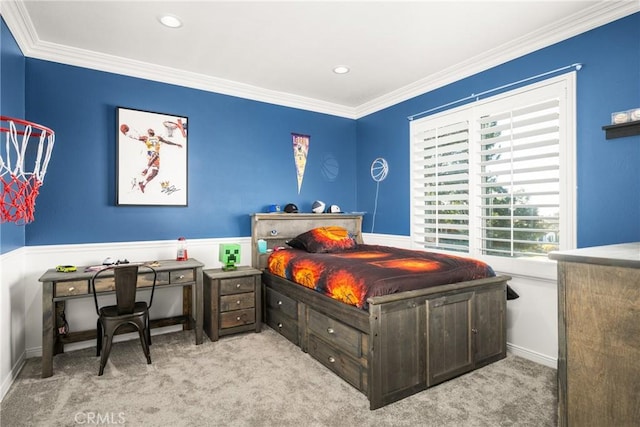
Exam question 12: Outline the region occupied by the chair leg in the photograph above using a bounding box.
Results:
[138,326,152,365]
[96,320,103,357]
[99,332,113,376]
[146,317,152,346]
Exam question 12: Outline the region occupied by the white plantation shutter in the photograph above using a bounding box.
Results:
[477,97,561,257]
[411,112,471,252]
[410,74,575,259]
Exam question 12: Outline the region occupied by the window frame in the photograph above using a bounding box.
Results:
[409,73,576,279]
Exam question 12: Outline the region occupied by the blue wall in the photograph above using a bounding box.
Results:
[3,13,639,250]
[24,61,357,245]
[356,13,640,248]
[1,18,26,254]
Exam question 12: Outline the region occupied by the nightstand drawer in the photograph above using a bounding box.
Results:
[265,287,297,319]
[220,292,254,312]
[220,276,256,295]
[55,280,88,297]
[220,308,255,329]
[307,308,362,358]
[267,307,299,345]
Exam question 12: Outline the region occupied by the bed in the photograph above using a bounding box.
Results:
[251,213,511,409]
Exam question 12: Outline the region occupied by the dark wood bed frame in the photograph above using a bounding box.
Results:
[251,213,510,409]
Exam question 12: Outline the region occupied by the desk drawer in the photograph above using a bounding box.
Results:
[138,271,166,287]
[92,270,169,293]
[307,308,362,358]
[220,308,255,329]
[170,269,194,284]
[220,276,255,295]
[55,280,88,297]
[220,292,254,312]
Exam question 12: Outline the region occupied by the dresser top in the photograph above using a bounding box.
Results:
[549,242,640,269]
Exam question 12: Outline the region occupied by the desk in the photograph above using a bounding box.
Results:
[38,258,204,378]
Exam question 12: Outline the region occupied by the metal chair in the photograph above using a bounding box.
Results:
[91,264,157,376]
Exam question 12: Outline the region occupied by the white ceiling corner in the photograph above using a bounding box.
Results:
[2,0,639,119]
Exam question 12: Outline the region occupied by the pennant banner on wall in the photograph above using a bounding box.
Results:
[292,133,310,194]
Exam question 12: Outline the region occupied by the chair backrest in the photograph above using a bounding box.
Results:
[91,264,157,315]
[113,265,139,315]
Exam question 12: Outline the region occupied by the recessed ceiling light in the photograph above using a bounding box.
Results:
[333,66,350,74]
[159,14,182,28]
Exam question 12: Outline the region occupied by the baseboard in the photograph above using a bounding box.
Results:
[507,343,557,369]
[0,350,25,402]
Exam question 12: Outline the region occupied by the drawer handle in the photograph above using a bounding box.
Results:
[328,356,336,363]
[327,327,335,334]
[236,300,241,305]
[472,328,478,334]
[236,283,241,288]
[277,300,283,305]
[236,316,241,321]
[178,274,185,279]
[68,287,75,292]
[277,323,283,328]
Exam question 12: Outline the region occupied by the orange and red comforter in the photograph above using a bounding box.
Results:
[267,244,496,309]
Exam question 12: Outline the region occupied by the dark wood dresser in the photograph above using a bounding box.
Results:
[549,243,640,426]
[203,266,262,341]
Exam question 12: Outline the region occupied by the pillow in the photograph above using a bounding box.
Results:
[286,226,357,253]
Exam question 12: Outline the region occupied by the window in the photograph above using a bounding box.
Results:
[410,73,576,265]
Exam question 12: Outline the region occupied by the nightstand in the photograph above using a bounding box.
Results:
[203,266,262,341]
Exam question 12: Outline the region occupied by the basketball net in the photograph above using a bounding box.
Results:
[0,116,55,224]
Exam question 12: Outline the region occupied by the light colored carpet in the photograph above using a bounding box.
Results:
[1,328,557,426]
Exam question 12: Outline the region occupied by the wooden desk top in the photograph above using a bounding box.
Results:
[39,258,204,282]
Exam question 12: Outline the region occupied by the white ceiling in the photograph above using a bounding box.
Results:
[2,1,638,118]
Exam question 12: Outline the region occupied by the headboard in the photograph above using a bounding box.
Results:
[250,213,364,269]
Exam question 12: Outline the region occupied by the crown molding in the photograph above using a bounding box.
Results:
[3,1,638,120]
[355,1,640,118]
[0,0,357,119]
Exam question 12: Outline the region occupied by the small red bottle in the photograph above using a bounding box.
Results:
[176,237,188,261]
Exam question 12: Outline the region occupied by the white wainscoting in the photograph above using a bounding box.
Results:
[0,247,27,401]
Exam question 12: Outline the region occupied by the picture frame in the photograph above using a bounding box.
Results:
[116,107,188,206]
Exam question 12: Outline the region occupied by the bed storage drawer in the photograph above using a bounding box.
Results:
[267,307,299,345]
[265,287,297,319]
[307,308,362,358]
[308,333,365,392]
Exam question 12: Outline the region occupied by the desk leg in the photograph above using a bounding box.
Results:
[195,266,204,345]
[41,281,54,378]
[182,286,193,331]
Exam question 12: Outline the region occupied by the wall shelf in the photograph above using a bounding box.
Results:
[602,121,640,139]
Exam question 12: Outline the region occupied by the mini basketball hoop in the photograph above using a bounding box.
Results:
[0,116,55,224]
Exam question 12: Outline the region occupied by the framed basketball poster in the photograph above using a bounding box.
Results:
[116,107,188,206]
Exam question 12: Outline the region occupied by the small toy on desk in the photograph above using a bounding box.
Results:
[56,265,77,273]
[102,257,129,265]
[219,243,240,271]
